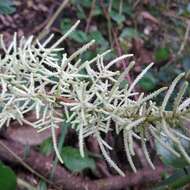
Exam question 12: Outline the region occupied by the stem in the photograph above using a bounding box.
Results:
[0,139,172,190]
[85,0,96,32]
[35,0,69,43]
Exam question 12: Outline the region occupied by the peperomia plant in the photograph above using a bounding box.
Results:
[0,21,190,176]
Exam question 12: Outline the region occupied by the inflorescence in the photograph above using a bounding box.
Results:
[0,21,190,176]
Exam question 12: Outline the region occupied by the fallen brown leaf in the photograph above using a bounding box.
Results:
[5,112,61,145]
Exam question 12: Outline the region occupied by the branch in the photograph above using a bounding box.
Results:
[35,0,69,43]
[0,139,171,190]
[177,20,190,56]
[95,166,169,190]
[85,0,96,32]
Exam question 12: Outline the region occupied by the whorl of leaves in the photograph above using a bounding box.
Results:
[0,21,190,176]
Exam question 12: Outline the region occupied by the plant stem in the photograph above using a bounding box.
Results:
[34,0,69,43]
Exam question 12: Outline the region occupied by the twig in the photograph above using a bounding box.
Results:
[177,20,190,56]
[0,140,60,190]
[35,0,69,43]
[99,0,113,47]
[112,29,138,100]
[31,4,56,35]
[108,0,113,12]
[95,166,171,190]
[112,30,132,83]
[119,0,123,15]
[0,138,172,190]
[133,0,141,9]
[85,0,96,32]
[98,0,134,90]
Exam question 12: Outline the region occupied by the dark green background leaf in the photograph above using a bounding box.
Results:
[120,28,139,39]
[61,146,96,172]
[154,48,170,62]
[139,72,157,91]
[0,162,16,190]
[182,56,190,71]
[38,180,47,190]
[110,11,125,24]
[40,138,53,156]
[0,0,15,15]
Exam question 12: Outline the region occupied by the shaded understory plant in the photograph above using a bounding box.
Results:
[0,21,190,176]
